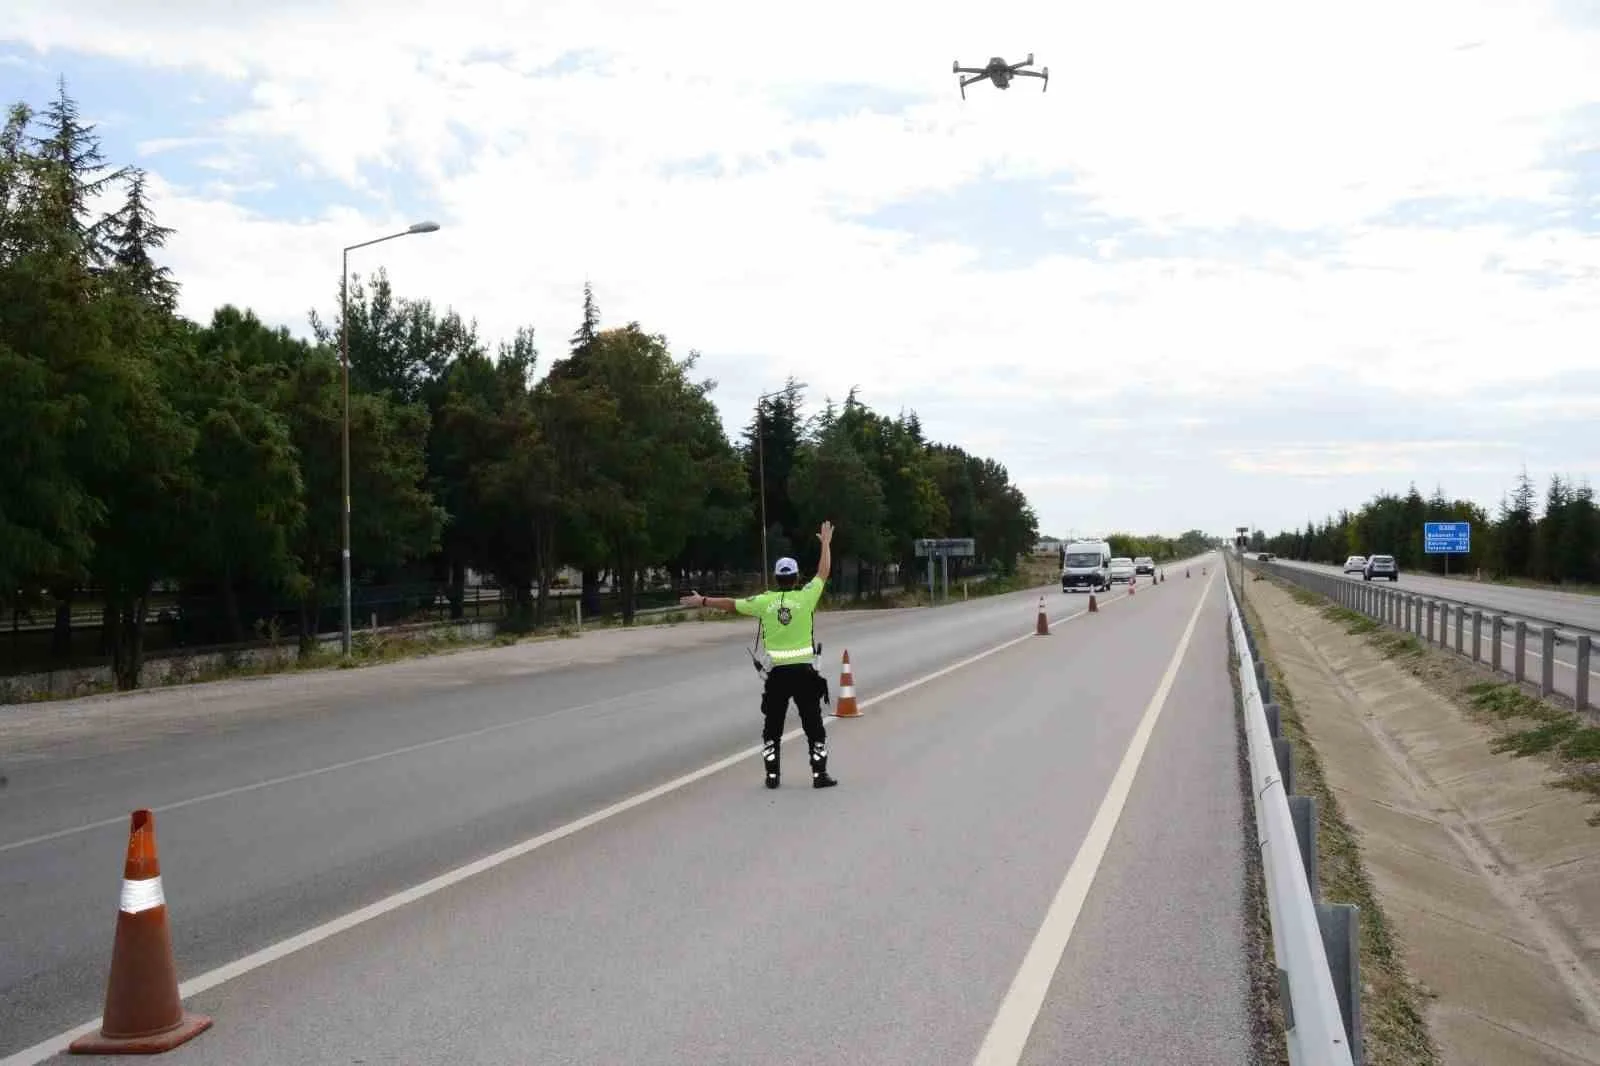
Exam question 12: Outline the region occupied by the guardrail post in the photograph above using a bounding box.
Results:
[1255,661,1274,704]
[1428,601,1437,645]
[1541,628,1557,698]
[1317,902,1365,1066]
[1403,595,1411,632]
[1453,606,1464,655]
[1491,616,1503,672]
[1578,636,1592,712]
[1289,794,1319,898]
[1514,621,1527,684]
[1471,610,1483,663]
[1274,736,1296,795]
[1265,701,1282,738]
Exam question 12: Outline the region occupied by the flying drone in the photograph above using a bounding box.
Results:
[952,54,1048,99]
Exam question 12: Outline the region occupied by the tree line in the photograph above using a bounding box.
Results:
[1,82,1040,688]
[1104,530,1215,563]
[1257,472,1599,584]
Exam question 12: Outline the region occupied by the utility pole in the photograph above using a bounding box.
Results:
[1236,526,1250,613]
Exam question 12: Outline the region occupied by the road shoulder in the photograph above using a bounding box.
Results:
[1246,574,1600,1066]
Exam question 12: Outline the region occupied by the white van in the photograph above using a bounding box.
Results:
[1061,539,1112,593]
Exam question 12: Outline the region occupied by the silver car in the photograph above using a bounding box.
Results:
[1364,554,1399,581]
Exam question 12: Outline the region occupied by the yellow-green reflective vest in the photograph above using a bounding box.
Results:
[735,577,824,664]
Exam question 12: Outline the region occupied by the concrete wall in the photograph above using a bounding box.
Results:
[1,619,502,706]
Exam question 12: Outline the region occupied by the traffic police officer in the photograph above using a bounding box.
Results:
[681,520,838,790]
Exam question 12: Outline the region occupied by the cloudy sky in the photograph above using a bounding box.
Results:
[5,0,1599,541]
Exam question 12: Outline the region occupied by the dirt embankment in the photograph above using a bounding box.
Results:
[1245,573,1599,1066]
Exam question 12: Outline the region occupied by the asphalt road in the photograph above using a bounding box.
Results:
[1,557,1253,1063]
[1260,557,1598,705]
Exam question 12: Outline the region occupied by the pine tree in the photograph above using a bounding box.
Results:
[101,167,178,311]
[571,280,600,356]
[29,78,122,268]
[1538,475,1569,581]
[1498,468,1537,578]
[1568,480,1599,584]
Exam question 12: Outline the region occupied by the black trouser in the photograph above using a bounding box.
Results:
[760,663,828,779]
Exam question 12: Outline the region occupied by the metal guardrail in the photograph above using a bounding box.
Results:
[1255,562,1596,712]
[1226,566,1361,1066]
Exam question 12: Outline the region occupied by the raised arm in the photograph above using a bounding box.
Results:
[816,520,834,582]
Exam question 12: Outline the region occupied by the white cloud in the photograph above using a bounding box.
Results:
[1222,441,1522,479]
[5,0,1600,537]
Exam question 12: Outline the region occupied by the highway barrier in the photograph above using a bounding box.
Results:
[1227,567,1362,1066]
[1253,561,1596,713]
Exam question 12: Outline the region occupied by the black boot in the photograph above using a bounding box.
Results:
[810,740,838,789]
[763,740,780,789]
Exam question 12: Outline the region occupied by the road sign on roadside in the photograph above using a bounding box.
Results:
[1424,521,1471,554]
[913,538,976,558]
[914,539,976,603]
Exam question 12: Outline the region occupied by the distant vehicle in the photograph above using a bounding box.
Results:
[1134,556,1156,575]
[1343,555,1367,574]
[952,54,1048,99]
[1257,552,1275,562]
[1364,554,1399,582]
[1061,539,1112,593]
[1109,557,1137,584]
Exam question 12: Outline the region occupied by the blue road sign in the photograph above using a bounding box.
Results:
[1424,521,1471,554]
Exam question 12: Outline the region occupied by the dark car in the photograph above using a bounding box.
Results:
[1134,556,1156,575]
[1364,554,1399,581]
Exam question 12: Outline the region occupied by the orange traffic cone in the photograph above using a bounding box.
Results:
[1035,595,1049,635]
[1088,593,1099,613]
[833,650,860,718]
[1129,577,1136,596]
[1186,567,1191,578]
[70,810,212,1056]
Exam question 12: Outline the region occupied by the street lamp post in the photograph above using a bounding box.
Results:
[340,220,441,656]
[754,382,806,585]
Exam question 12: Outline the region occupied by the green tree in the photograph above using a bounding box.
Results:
[1499,470,1537,578]
[545,323,729,623]
[187,310,309,641]
[790,420,888,597]
[271,340,443,653]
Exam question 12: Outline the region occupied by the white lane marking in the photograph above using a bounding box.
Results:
[0,590,1133,854]
[970,569,1215,1066]
[1,587,1152,1066]
[0,676,723,854]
